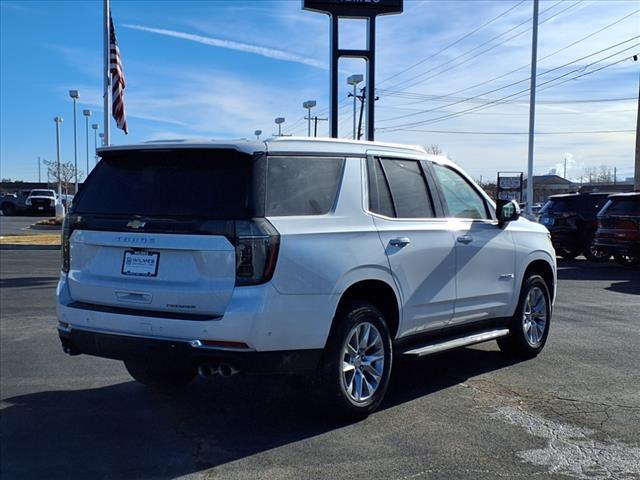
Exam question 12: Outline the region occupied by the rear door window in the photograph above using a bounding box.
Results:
[266,156,344,216]
[378,157,435,218]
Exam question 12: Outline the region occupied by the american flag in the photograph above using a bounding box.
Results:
[109,12,128,134]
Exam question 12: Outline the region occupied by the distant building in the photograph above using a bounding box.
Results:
[523,175,577,204]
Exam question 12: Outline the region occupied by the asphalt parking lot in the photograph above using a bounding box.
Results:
[0,215,50,236]
[1,250,639,480]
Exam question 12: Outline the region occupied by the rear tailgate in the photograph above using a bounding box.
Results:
[68,230,235,316]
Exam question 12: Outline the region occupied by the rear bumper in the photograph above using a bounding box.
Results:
[56,273,338,367]
[57,325,322,374]
[547,228,581,249]
[593,238,640,256]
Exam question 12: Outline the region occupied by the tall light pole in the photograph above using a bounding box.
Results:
[38,156,41,183]
[92,123,99,165]
[54,116,65,217]
[99,133,105,146]
[525,0,539,216]
[347,75,364,140]
[303,100,317,137]
[254,129,262,140]
[274,117,285,136]
[83,110,91,179]
[69,90,80,193]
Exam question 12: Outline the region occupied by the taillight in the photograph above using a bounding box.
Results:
[61,214,81,273]
[234,219,280,286]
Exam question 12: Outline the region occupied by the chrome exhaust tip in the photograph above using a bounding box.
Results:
[217,363,239,378]
[197,363,217,377]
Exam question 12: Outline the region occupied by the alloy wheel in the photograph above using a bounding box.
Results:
[341,322,385,403]
[522,286,548,348]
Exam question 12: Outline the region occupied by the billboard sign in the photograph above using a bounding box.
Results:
[498,176,522,190]
[303,0,403,17]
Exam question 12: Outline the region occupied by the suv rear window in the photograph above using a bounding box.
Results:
[75,149,258,218]
[265,157,344,216]
[602,198,640,216]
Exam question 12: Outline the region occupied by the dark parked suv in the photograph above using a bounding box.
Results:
[539,192,611,261]
[594,192,640,266]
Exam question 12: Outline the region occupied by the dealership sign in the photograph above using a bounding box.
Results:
[302,0,403,141]
[303,0,403,17]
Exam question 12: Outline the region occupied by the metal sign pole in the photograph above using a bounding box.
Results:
[303,0,402,141]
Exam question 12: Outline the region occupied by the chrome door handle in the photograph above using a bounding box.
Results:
[457,235,473,244]
[389,237,411,247]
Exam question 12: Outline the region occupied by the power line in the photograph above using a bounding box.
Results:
[377,39,639,125]
[379,8,640,107]
[378,0,527,86]
[384,0,579,92]
[379,129,634,135]
[377,50,637,132]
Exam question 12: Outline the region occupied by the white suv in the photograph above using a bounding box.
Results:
[57,138,556,418]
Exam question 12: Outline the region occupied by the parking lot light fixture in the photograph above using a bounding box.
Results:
[347,75,364,139]
[274,117,285,136]
[54,116,65,217]
[83,110,92,177]
[91,123,99,165]
[303,101,317,137]
[69,90,80,194]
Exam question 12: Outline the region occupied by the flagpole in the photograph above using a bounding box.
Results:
[103,0,111,146]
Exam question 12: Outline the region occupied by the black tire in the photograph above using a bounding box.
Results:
[614,254,639,267]
[315,301,392,419]
[583,244,610,263]
[556,247,580,260]
[124,359,196,391]
[1,203,16,216]
[498,274,551,359]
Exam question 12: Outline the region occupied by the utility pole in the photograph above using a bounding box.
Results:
[614,167,617,185]
[525,0,539,217]
[37,156,41,183]
[563,155,567,179]
[313,116,328,137]
[635,71,639,190]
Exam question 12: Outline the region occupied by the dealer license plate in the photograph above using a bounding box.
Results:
[122,250,159,277]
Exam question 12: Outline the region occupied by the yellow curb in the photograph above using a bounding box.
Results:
[0,234,61,245]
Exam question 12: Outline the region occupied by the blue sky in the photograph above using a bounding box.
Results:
[1,0,638,182]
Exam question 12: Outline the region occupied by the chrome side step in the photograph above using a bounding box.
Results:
[402,328,510,358]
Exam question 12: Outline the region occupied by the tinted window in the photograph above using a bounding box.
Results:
[266,157,344,216]
[380,158,434,218]
[367,157,394,217]
[74,149,257,218]
[604,198,640,215]
[433,164,488,220]
[31,190,54,197]
[541,198,576,214]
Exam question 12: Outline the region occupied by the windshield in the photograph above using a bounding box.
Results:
[73,149,259,219]
[30,190,54,197]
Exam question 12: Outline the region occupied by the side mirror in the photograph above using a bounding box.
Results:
[497,199,520,225]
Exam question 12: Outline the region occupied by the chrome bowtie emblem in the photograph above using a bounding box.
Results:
[126,219,146,229]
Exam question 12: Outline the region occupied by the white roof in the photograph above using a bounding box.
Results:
[97,136,430,158]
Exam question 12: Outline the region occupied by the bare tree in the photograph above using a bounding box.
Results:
[597,165,613,184]
[43,160,82,196]
[424,144,443,156]
[583,166,597,184]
